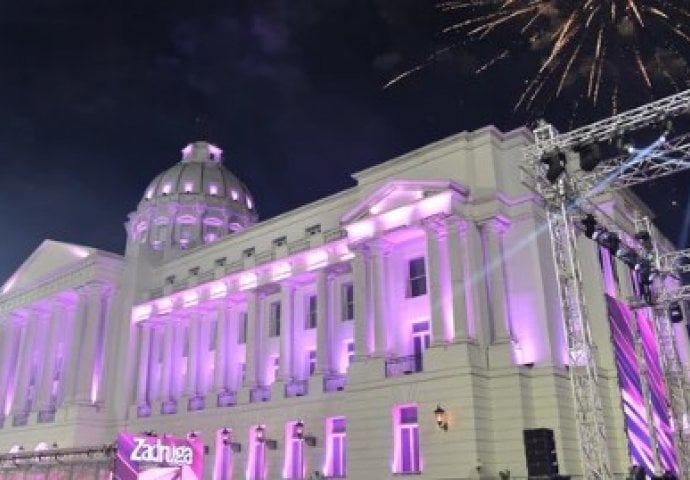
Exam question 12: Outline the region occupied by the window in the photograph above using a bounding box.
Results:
[407,257,427,297]
[393,405,421,474]
[326,417,347,478]
[347,342,355,367]
[308,351,317,377]
[285,422,305,479]
[341,283,354,321]
[269,301,281,337]
[305,295,317,329]
[411,322,430,373]
[273,357,280,383]
[239,363,246,387]
[238,312,248,344]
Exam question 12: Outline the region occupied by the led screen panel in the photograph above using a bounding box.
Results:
[114,433,204,480]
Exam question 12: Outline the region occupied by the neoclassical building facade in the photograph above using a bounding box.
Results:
[0,128,687,479]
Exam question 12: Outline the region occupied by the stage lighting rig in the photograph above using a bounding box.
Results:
[540,150,567,184]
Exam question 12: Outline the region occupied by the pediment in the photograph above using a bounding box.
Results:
[341,180,468,225]
[0,240,96,295]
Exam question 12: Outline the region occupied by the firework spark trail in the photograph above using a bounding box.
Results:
[386,0,690,113]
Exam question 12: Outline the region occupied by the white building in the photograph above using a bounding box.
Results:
[0,128,687,479]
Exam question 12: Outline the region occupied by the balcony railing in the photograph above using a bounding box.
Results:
[217,390,237,407]
[323,374,346,393]
[284,380,309,398]
[384,354,423,378]
[250,386,271,403]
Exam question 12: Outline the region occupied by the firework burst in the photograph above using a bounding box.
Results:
[389,0,690,114]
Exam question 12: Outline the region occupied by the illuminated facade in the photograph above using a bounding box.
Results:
[1,130,688,479]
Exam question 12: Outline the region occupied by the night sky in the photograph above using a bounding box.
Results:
[0,0,687,282]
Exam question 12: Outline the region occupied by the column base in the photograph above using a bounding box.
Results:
[488,339,515,368]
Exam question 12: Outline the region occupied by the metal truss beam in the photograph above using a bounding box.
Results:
[525,89,690,163]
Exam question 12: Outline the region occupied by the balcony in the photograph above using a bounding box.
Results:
[217,390,237,407]
[37,407,56,424]
[187,395,205,412]
[161,399,178,415]
[249,386,271,403]
[12,412,29,427]
[284,380,309,398]
[323,374,346,393]
[384,354,423,378]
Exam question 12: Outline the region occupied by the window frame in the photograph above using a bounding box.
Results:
[407,257,428,298]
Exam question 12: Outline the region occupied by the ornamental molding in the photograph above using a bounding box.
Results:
[0,256,121,315]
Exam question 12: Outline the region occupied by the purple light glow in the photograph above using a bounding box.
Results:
[210,282,227,300]
[209,184,219,196]
[231,189,239,201]
[247,197,253,209]
[162,184,172,195]
[239,272,258,291]
[247,426,267,480]
[1,274,17,294]
[184,182,194,193]
[183,291,199,307]
[307,250,328,271]
[272,262,292,282]
[214,429,234,480]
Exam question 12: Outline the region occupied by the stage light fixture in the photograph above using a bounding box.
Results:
[615,246,639,269]
[598,231,621,256]
[669,303,684,324]
[540,151,567,184]
[255,426,265,443]
[581,215,598,239]
[575,143,603,172]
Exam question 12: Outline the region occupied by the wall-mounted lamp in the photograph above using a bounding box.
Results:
[255,426,265,443]
[434,405,448,431]
[187,431,199,440]
[256,426,277,450]
[293,420,317,447]
[221,428,242,453]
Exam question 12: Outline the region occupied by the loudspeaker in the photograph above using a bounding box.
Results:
[523,428,559,478]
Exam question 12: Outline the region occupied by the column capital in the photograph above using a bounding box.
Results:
[478,215,511,235]
[421,214,449,238]
[368,238,395,257]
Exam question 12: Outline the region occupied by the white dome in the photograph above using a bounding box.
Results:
[128,141,258,253]
[140,141,255,212]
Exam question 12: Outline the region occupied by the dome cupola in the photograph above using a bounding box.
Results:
[128,141,257,254]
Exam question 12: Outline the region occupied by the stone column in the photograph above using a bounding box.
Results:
[279,283,295,382]
[448,218,472,342]
[12,310,40,414]
[185,312,200,396]
[244,291,263,387]
[160,317,175,400]
[148,324,162,402]
[62,291,86,403]
[171,318,185,398]
[226,307,241,391]
[37,301,64,410]
[315,270,330,374]
[371,242,391,356]
[74,283,107,404]
[213,303,229,392]
[136,323,152,406]
[325,272,338,374]
[197,313,212,395]
[424,217,453,344]
[0,316,22,420]
[352,246,373,358]
[479,217,513,343]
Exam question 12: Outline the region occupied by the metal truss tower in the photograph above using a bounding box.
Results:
[523,88,690,480]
